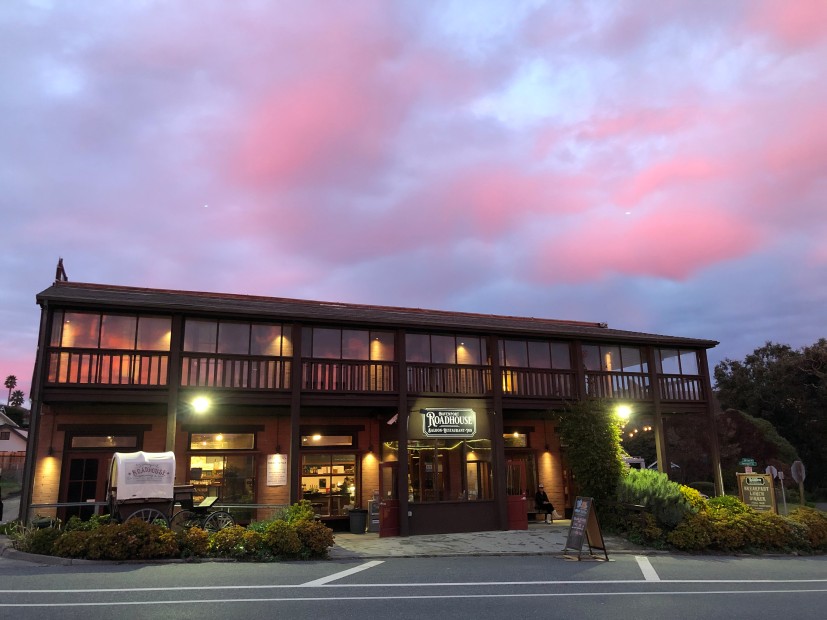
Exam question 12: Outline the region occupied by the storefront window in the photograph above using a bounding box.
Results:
[189,433,255,450]
[407,438,492,502]
[503,432,528,448]
[301,454,357,517]
[188,454,256,505]
[70,435,138,449]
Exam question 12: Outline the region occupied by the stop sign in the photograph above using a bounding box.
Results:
[791,460,806,484]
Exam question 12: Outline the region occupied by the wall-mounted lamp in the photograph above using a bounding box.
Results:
[191,396,211,414]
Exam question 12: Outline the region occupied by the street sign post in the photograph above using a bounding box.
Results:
[791,460,806,505]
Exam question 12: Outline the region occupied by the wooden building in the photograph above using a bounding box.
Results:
[21,270,723,535]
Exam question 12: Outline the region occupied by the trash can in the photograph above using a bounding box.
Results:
[349,509,368,534]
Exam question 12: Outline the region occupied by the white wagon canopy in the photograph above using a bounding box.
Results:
[110,451,176,500]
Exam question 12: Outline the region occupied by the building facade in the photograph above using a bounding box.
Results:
[22,275,723,535]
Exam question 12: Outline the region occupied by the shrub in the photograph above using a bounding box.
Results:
[209,525,264,560]
[625,512,664,546]
[687,481,715,497]
[79,520,179,561]
[616,469,697,528]
[707,495,752,515]
[667,512,714,551]
[64,514,112,532]
[23,527,63,556]
[178,527,210,558]
[275,500,317,525]
[295,520,335,559]
[787,507,827,550]
[52,530,91,558]
[261,520,303,558]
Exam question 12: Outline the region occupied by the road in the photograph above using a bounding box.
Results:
[1,553,825,619]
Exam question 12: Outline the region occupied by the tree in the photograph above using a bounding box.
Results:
[715,340,827,496]
[4,375,16,405]
[10,390,25,407]
[556,399,626,506]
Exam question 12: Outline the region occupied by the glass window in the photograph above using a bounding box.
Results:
[550,343,571,369]
[251,324,284,356]
[430,335,456,364]
[137,317,172,351]
[301,435,354,447]
[527,341,551,369]
[621,347,645,373]
[680,351,699,374]
[408,438,492,503]
[369,331,394,361]
[100,315,136,349]
[189,433,255,450]
[301,454,357,517]
[62,313,100,348]
[504,340,528,367]
[342,329,369,360]
[188,454,256,506]
[602,346,621,371]
[581,344,600,371]
[312,328,341,359]
[218,322,250,355]
[70,435,138,449]
[503,432,528,448]
[184,320,217,353]
[658,349,681,374]
[406,334,430,362]
[50,311,64,346]
[457,337,483,365]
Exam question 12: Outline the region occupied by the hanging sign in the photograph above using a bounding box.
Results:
[421,408,476,437]
[563,496,609,561]
[266,454,288,486]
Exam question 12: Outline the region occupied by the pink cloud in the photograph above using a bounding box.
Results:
[532,205,765,284]
[744,0,827,50]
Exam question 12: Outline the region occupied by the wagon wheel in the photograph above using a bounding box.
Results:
[202,510,235,532]
[125,508,169,527]
[170,509,198,532]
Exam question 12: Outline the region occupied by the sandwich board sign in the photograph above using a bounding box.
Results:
[736,473,777,513]
[563,496,609,561]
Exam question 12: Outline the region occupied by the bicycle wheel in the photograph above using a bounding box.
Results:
[125,508,169,527]
[202,511,235,532]
[170,509,198,532]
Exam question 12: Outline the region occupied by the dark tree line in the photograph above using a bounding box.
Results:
[714,339,827,496]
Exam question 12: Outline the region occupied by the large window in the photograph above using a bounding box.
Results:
[405,334,487,365]
[582,344,648,373]
[656,349,700,375]
[500,340,571,369]
[301,453,358,517]
[407,439,493,502]
[301,327,394,361]
[48,311,171,385]
[184,320,293,357]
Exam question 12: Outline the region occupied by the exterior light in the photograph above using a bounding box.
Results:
[191,396,211,414]
[312,434,321,441]
[215,434,224,442]
[616,405,632,421]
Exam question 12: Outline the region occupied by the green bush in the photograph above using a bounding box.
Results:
[178,526,210,558]
[81,520,179,561]
[262,520,303,558]
[52,530,91,558]
[274,500,317,525]
[616,469,697,528]
[787,507,827,550]
[209,525,265,560]
[24,527,63,555]
[295,520,335,559]
[707,495,752,515]
[667,512,714,551]
[64,514,112,532]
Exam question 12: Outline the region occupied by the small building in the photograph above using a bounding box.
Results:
[21,269,722,534]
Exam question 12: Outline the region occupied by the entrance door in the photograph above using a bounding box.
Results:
[505,459,528,530]
[379,462,399,537]
[61,454,110,520]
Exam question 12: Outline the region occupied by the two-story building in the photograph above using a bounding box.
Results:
[21,267,723,535]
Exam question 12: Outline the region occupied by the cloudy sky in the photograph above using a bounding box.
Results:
[2,0,826,401]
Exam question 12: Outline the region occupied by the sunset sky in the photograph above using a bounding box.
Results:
[2,0,826,401]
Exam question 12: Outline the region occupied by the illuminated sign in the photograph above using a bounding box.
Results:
[421,408,476,437]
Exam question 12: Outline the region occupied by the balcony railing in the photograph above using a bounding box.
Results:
[47,348,168,386]
[406,364,491,395]
[585,371,651,400]
[182,354,291,389]
[302,360,396,392]
[501,368,575,399]
[658,374,704,401]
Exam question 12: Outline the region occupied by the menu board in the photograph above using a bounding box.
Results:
[563,496,608,561]
[266,454,288,486]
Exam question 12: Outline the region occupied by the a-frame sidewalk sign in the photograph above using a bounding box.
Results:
[562,496,609,561]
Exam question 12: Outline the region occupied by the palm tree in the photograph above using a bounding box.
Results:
[10,390,25,407]
[4,375,17,405]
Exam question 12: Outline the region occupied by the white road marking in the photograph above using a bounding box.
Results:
[301,560,384,586]
[635,556,660,581]
[3,588,827,607]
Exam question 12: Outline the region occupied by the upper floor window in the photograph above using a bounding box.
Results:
[184,320,292,357]
[406,334,487,365]
[582,344,648,373]
[301,327,394,361]
[656,349,699,375]
[50,311,171,351]
[500,340,571,369]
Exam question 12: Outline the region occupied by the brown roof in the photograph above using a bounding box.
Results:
[37,280,718,348]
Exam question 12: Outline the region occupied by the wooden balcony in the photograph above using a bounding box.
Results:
[302,360,396,392]
[501,368,575,399]
[181,354,291,389]
[47,348,168,386]
[658,374,705,401]
[406,364,491,395]
[585,371,651,400]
